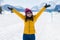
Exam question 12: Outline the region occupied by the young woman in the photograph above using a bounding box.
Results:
[8,4,50,40]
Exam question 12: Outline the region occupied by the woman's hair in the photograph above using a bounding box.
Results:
[25,15,33,22]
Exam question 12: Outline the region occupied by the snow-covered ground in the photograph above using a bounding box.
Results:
[0,11,60,40]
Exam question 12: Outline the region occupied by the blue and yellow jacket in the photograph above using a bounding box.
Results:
[12,7,46,34]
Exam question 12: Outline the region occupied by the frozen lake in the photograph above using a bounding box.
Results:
[0,11,60,40]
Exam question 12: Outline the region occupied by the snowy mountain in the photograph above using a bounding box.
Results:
[31,6,39,12]
[31,4,60,13]
[2,4,25,12]
[1,2,60,13]
[54,5,60,12]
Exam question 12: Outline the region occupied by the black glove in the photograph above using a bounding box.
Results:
[8,7,13,10]
[8,7,13,13]
[44,4,51,8]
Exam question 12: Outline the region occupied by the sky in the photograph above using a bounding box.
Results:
[0,0,60,8]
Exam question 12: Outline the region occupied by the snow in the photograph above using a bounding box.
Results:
[0,11,60,40]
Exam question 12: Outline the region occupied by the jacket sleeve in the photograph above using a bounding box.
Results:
[12,9,25,20]
[34,7,46,21]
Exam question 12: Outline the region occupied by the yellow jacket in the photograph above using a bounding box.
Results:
[12,7,46,34]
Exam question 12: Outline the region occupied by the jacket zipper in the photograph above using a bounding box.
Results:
[29,21,30,34]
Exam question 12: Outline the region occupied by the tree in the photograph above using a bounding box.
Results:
[0,6,2,14]
[0,0,3,14]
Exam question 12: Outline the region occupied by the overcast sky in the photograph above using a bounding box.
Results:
[1,0,60,8]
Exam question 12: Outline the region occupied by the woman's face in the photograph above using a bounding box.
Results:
[26,12,32,17]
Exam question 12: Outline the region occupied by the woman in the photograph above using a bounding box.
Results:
[8,4,50,40]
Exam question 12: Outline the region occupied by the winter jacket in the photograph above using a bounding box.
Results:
[12,7,46,34]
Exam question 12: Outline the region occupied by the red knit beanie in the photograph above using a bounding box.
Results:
[25,8,32,15]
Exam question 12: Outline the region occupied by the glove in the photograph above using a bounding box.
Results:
[44,4,51,8]
[8,7,13,13]
[8,7,13,10]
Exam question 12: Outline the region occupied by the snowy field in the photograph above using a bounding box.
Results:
[0,11,60,40]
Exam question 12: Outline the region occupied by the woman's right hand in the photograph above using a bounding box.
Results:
[7,7,13,13]
[8,7,13,11]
